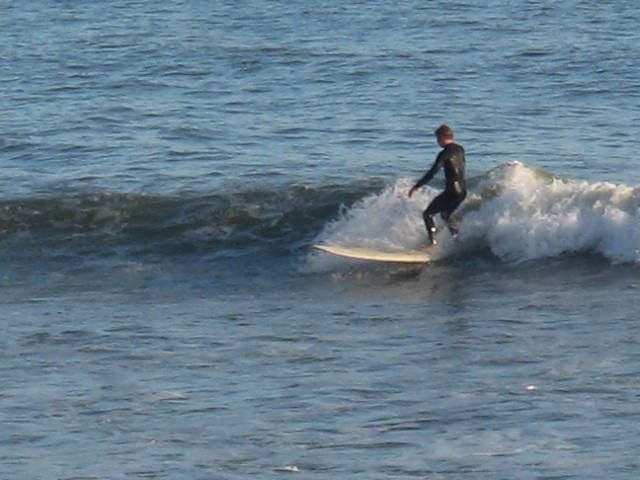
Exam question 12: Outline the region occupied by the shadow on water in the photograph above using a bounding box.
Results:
[304,248,493,304]
[306,248,640,309]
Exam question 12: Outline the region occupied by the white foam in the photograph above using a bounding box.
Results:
[315,178,445,248]
[307,179,454,271]
[310,161,640,268]
[462,161,640,263]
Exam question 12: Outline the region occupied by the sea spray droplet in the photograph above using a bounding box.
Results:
[273,465,300,473]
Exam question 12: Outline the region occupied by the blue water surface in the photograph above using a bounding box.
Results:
[2,1,640,479]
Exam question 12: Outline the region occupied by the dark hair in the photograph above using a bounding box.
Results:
[434,124,454,139]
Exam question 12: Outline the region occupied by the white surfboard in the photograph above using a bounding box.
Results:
[313,244,432,264]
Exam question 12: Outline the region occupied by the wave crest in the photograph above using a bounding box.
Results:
[3,162,639,265]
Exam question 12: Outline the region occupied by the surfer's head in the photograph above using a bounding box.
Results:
[435,124,454,147]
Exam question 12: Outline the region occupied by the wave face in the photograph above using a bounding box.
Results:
[0,182,380,264]
[314,162,640,265]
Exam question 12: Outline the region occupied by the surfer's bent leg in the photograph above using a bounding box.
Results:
[441,211,459,237]
[441,191,467,237]
[423,193,448,245]
[424,190,466,244]
[422,210,438,245]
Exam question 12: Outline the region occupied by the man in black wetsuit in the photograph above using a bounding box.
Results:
[408,124,467,246]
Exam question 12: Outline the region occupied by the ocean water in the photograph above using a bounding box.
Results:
[2,1,640,478]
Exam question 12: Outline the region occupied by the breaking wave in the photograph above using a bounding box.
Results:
[313,161,640,265]
[2,162,639,268]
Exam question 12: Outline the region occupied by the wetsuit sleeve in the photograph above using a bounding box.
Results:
[413,152,443,189]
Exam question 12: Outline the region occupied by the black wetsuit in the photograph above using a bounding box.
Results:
[413,142,467,245]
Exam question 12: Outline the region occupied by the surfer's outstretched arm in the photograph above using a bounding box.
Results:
[408,156,442,198]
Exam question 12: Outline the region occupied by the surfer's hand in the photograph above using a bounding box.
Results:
[408,187,417,198]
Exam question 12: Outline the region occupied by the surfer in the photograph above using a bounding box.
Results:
[408,124,467,246]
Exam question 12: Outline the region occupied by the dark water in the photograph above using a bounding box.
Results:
[2,1,640,478]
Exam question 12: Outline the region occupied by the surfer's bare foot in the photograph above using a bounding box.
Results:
[420,244,437,253]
